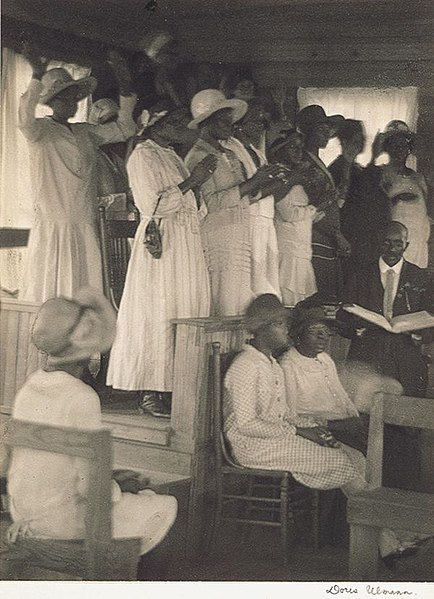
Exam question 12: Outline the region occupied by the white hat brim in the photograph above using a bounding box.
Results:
[40,76,97,105]
[188,98,247,130]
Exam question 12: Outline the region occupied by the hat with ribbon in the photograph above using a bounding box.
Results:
[188,89,247,130]
[295,105,344,136]
[39,68,97,105]
[244,294,290,333]
[31,287,117,367]
[89,98,119,125]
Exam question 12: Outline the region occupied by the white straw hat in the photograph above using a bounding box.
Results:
[39,68,97,105]
[188,89,247,130]
[89,98,119,125]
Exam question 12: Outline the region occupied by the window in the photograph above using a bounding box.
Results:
[297,86,418,168]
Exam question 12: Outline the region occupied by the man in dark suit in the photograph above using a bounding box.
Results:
[339,220,434,490]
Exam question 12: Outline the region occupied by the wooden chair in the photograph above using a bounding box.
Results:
[98,205,139,311]
[207,341,320,566]
[1,419,141,580]
[347,393,434,580]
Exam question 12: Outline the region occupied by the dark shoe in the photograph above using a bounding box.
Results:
[382,545,419,570]
[138,392,171,418]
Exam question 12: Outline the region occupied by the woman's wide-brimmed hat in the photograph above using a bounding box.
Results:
[244,294,290,333]
[188,89,247,130]
[89,98,119,125]
[31,287,117,367]
[295,105,344,136]
[39,68,97,105]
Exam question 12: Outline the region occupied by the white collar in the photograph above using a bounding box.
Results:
[379,257,404,276]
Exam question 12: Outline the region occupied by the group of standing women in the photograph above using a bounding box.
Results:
[19,44,431,417]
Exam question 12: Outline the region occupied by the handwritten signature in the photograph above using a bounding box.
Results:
[326,584,413,596]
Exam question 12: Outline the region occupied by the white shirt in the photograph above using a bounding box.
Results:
[379,257,404,306]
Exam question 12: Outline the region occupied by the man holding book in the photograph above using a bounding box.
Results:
[338,220,434,490]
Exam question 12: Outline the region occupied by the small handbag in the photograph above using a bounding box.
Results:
[144,195,163,259]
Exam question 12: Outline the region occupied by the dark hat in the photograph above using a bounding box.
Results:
[244,294,290,333]
[290,306,336,339]
[295,105,344,136]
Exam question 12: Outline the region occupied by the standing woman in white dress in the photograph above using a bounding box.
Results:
[379,121,431,268]
[270,130,329,306]
[107,104,216,417]
[18,48,137,302]
[223,101,281,298]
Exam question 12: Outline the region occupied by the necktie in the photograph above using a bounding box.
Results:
[383,269,395,321]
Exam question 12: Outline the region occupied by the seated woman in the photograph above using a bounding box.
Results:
[223,293,427,566]
[279,303,368,454]
[7,288,177,558]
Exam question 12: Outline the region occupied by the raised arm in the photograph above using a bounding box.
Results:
[89,51,137,145]
[18,49,48,143]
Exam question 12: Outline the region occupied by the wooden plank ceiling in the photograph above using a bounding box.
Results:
[2,0,433,52]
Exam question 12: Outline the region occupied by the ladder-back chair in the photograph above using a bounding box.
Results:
[208,341,320,567]
[98,205,139,311]
[347,393,434,580]
[1,419,141,580]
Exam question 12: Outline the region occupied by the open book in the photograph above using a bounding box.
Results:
[343,304,434,334]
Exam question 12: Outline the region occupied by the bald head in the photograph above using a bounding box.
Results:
[384,221,408,241]
[380,221,409,266]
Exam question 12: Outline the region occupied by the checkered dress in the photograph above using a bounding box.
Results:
[223,345,362,490]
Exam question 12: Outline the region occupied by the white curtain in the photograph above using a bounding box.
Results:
[0,48,91,294]
[297,86,418,168]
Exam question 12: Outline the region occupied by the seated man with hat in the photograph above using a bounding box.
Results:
[7,288,177,560]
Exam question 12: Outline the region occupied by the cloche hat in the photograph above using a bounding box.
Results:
[295,105,344,136]
[39,68,97,105]
[188,89,247,130]
[32,287,116,367]
[244,294,290,333]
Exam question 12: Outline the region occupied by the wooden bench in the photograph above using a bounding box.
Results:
[1,419,141,580]
[347,393,434,580]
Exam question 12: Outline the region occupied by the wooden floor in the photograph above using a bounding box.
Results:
[3,507,433,582]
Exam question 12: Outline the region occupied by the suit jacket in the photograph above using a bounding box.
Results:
[339,259,434,345]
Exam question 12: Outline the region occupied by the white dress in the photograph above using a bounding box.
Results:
[274,185,317,306]
[18,79,137,302]
[107,140,210,391]
[8,369,177,555]
[185,138,253,316]
[222,137,281,298]
[383,170,431,268]
[279,347,359,423]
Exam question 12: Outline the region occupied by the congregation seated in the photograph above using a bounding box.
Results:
[223,293,431,567]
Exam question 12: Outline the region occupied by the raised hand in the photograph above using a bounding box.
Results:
[371,131,384,163]
[22,42,48,79]
[107,49,132,94]
[189,154,218,187]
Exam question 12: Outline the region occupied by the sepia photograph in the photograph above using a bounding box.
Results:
[0,0,433,595]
